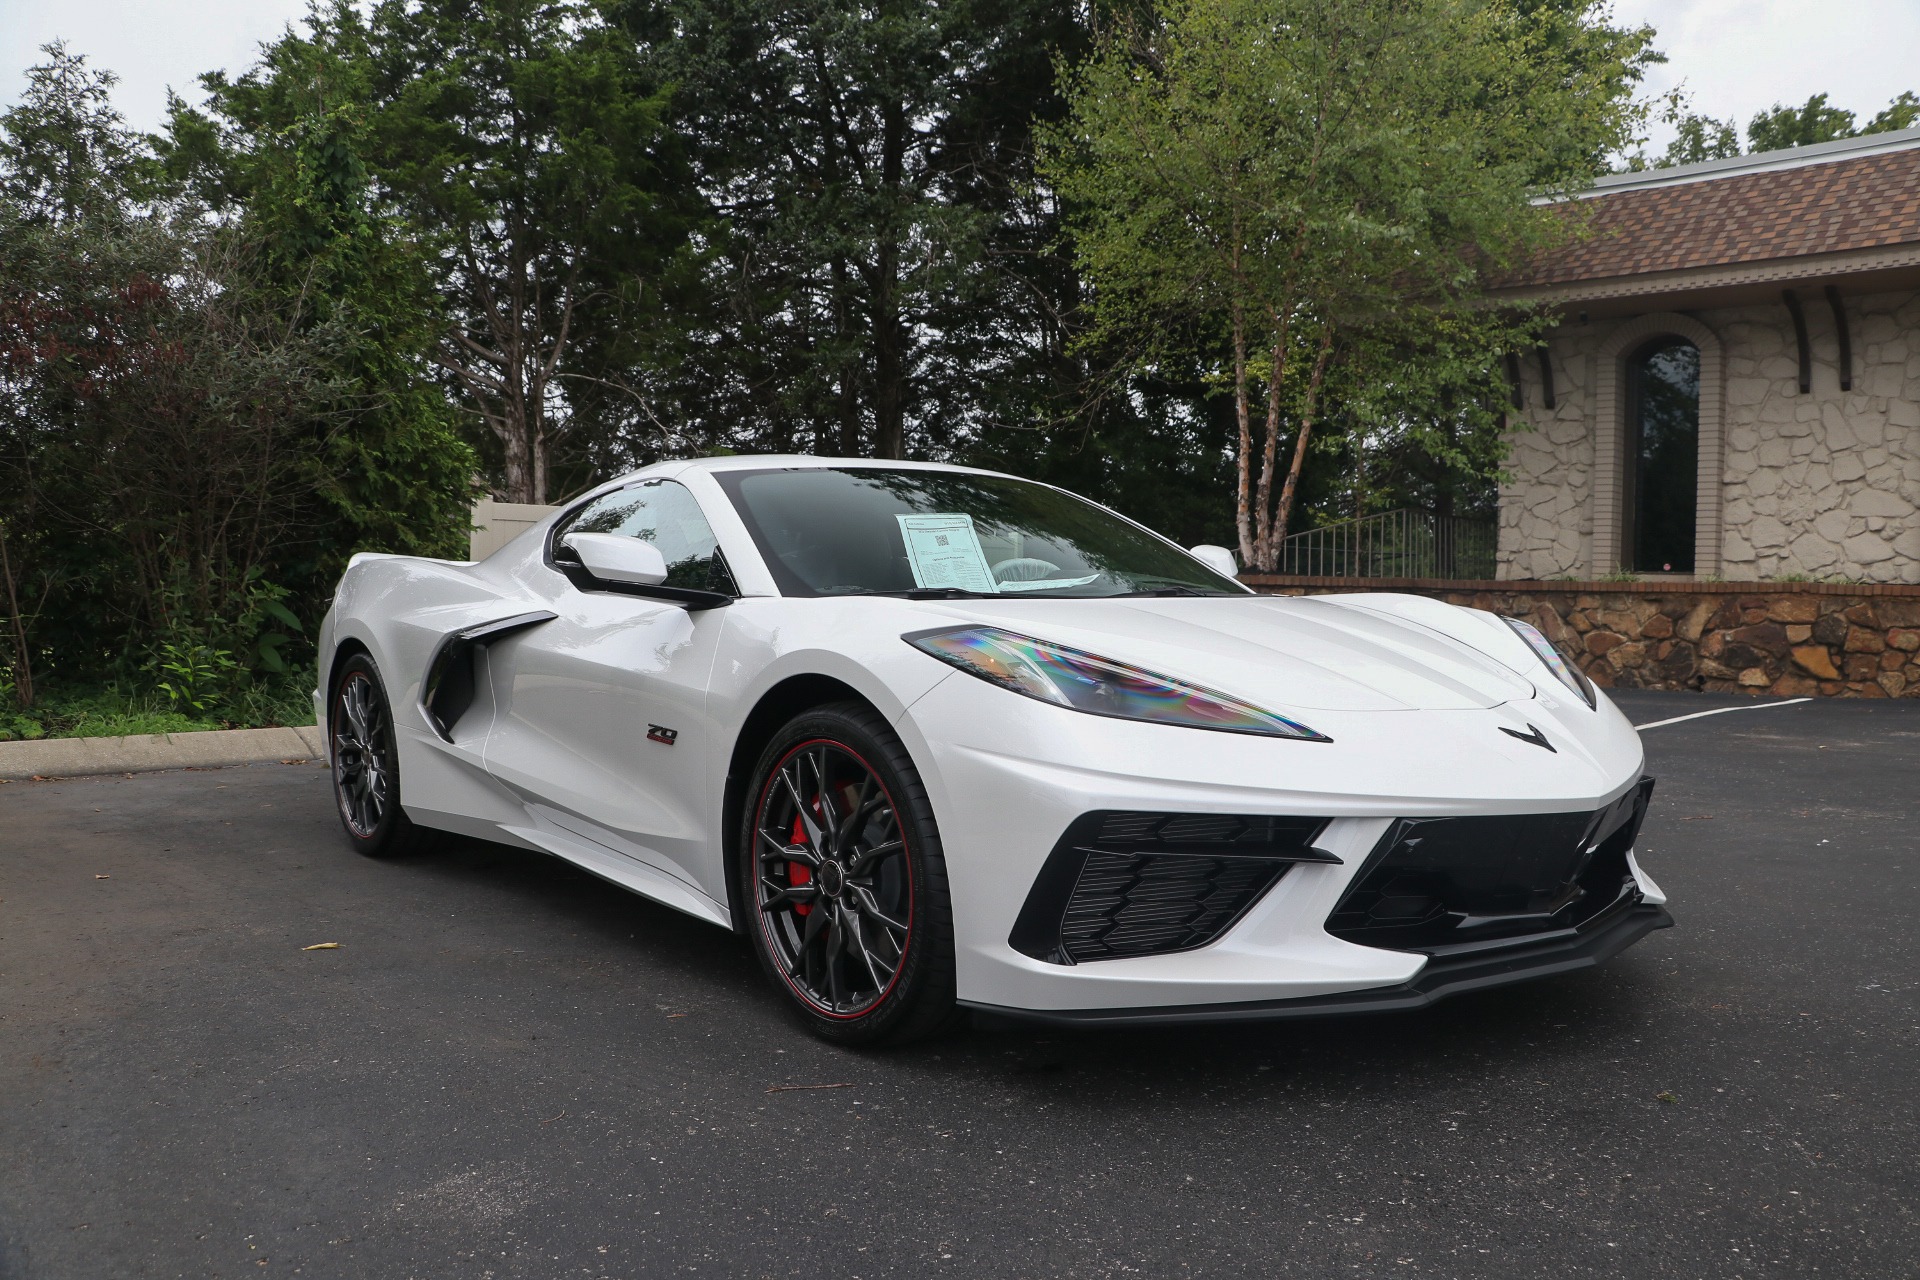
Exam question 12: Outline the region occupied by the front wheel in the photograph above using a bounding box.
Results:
[739,703,958,1046]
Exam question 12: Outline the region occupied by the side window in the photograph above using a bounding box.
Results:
[554,480,737,594]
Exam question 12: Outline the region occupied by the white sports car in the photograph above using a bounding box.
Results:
[315,456,1670,1044]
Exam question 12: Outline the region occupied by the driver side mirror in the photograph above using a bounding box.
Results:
[560,532,668,586]
[1188,544,1239,579]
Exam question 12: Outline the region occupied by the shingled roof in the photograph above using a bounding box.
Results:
[1498,128,1920,290]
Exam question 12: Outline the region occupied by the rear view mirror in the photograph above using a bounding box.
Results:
[560,532,668,586]
[1188,544,1239,579]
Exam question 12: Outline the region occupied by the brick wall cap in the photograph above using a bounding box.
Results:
[1239,575,1920,599]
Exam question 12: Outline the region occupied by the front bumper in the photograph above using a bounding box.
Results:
[960,902,1673,1027]
[898,668,1658,1014]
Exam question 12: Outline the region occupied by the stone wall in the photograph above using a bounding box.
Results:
[1244,576,1920,698]
[1499,288,1920,583]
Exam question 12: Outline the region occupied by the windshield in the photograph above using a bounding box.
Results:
[714,467,1245,599]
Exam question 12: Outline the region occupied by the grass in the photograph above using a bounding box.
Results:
[0,675,315,742]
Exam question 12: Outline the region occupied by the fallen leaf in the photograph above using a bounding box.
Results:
[302,942,341,951]
[1656,1091,1678,1104]
[766,1082,854,1094]
[279,758,308,766]
[1679,814,1715,821]
[94,874,111,880]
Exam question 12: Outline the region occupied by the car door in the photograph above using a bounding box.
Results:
[482,479,737,910]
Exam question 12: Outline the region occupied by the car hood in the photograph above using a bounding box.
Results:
[912,594,1538,713]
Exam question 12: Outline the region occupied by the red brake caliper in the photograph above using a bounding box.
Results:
[787,813,812,915]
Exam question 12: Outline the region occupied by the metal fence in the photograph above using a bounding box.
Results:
[1271,509,1497,580]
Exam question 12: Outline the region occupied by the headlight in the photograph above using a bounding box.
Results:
[905,625,1329,741]
[1504,616,1595,708]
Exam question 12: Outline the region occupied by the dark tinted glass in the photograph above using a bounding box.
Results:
[554,479,736,593]
[1627,339,1699,574]
[714,467,1243,598]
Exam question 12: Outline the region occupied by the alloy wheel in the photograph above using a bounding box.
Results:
[752,739,913,1018]
[333,670,392,838]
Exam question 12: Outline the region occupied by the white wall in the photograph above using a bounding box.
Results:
[470,500,558,561]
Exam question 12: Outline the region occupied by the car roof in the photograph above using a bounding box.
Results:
[613,454,1022,486]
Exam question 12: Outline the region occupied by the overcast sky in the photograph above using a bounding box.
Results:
[2,0,1917,155]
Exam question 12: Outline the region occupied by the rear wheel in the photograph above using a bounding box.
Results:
[739,703,958,1046]
[330,653,437,859]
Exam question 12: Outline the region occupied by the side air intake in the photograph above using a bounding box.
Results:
[1010,812,1336,965]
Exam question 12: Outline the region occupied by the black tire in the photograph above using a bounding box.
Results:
[329,653,438,859]
[738,702,959,1046]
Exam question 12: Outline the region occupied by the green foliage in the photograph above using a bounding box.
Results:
[0,41,146,224]
[1644,88,1918,171]
[1741,90,1918,155]
[1747,93,1859,152]
[1864,91,1920,135]
[151,640,244,716]
[1660,114,1741,166]
[635,0,1090,465]
[161,15,480,566]
[297,0,698,503]
[0,674,315,741]
[1,36,475,705]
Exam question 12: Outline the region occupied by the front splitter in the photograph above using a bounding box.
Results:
[959,903,1674,1028]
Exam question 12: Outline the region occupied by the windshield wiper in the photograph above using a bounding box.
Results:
[1115,585,1228,597]
[825,591,998,602]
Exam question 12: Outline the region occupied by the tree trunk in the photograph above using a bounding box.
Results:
[1269,329,1336,560]
[833,256,861,456]
[0,527,32,709]
[532,423,549,506]
[871,96,908,460]
[1232,303,1254,567]
[1253,326,1290,567]
[499,422,535,504]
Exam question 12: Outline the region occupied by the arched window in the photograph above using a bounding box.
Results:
[1623,338,1699,573]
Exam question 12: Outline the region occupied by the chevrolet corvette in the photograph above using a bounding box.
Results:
[315,457,1670,1044]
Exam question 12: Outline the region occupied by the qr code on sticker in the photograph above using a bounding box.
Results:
[935,534,949,546]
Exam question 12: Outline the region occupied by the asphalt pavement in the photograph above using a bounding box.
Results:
[2,689,1917,1278]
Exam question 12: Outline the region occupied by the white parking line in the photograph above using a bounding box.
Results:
[1634,697,1814,731]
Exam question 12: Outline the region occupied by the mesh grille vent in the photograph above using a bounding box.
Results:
[1058,852,1287,961]
[1009,811,1333,965]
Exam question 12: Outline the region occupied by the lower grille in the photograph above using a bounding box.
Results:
[1059,852,1289,961]
[1326,776,1655,954]
[1011,811,1334,965]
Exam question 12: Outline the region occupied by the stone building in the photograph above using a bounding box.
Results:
[1491,126,1920,584]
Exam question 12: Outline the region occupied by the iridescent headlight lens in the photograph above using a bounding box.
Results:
[1504,616,1596,708]
[905,626,1329,741]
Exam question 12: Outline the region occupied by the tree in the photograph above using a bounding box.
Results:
[1660,113,1740,166]
[641,0,1087,462]
[0,200,358,695]
[0,42,145,226]
[1043,0,1652,570]
[346,0,692,503]
[1747,93,1858,152]
[1863,91,1920,134]
[159,6,478,570]
[1,33,479,712]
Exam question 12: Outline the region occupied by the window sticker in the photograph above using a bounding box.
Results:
[896,514,998,593]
